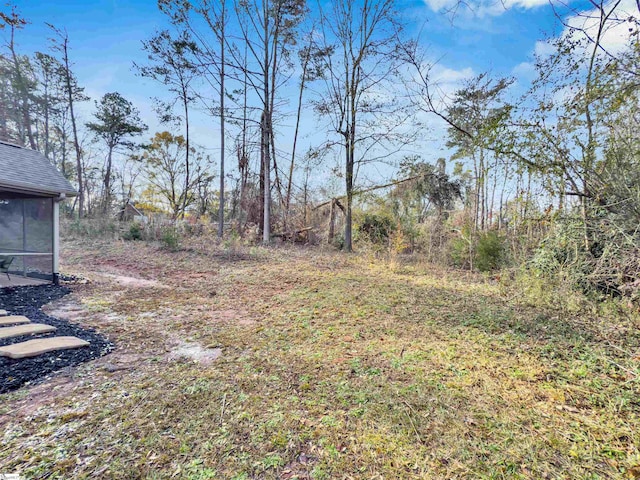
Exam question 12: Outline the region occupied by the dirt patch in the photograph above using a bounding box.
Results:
[97,351,154,373]
[43,300,88,322]
[95,273,162,288]
[167,341,222,364]
[0,375,77,425]
[175,271,217,281]
[47,296,172,357]
[210,309,255,326]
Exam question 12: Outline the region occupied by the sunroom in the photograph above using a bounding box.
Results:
[0,140,77,287]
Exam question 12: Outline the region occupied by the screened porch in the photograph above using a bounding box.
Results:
[0,191,56,286]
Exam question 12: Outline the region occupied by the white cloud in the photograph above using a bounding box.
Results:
[533,39,556,57]
[423,0,550,16]
[422,65,476,111]
[564,0,637,54]
[512,61,536,80]
[432,65,476,84]
[478,0,550,16]
[422,0,459,12]
[534,0,637,59]
[504,0,549,7]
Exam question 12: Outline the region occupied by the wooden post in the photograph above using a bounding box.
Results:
[22,199,27,277]
[53,196,61,285]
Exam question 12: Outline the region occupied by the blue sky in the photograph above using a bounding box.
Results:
[12,1,172,131]
[3,0,605,192]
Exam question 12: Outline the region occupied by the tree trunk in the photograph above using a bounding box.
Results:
[61,37,84,217]
[263,113,271,244]
[43,80,50,159]
[285,52,309,229]
[479,149,486,230]
[498,163,508,230]
[181,88,190,220]
[218,0,226,238]
[473,153,479,232]
[259,114,265,236]
[104,145,114,214]
[240,39,249,232]
[328,199,336,244]
[344,135,354,252]
[262,0,271,245]
[525,171,532,240]
[0,79,8,141]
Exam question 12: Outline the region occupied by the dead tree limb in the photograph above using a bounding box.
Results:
[312,174,425,211]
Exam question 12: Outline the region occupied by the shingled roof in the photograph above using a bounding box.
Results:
[0,140,77,196]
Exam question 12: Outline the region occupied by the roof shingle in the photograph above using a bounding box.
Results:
[0,141,77,196]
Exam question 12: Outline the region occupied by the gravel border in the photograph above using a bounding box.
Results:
[0,285,113,394]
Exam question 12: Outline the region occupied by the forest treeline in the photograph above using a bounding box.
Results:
[0,1,639,302]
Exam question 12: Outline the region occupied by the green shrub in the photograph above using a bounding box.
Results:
[447,228,505,272]
[357,212,395,244]
[331,232,345,250]
[64,218,118,238]
[449,224,473,268]
[66,219,85,236]
[449,236,471,268]
[222,230,242,254]
[476,231,504,272]
[161,227,181,251]
[123,222,143,241]
[529,214,640,299]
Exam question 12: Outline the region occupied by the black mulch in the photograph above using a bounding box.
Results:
[0,284,114,394]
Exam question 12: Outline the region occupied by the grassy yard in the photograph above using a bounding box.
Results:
[1,238,639,479]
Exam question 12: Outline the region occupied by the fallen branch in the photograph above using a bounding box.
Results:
[271,226,314,240]
[312,174,426,211]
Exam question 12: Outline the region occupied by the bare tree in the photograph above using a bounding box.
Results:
[136,29,198,219]
[284,28,332,230]
[315,0,405,251]
[233,0,307,244]
[48,25,88,216]
[158,0,231,234]
[218,0,227,237]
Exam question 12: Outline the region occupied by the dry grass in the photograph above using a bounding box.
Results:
[1,236,640,479]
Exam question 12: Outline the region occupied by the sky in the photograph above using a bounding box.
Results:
[2,0,625,195]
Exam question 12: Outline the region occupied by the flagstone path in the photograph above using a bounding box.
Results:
[0,315,31,326]
[0,310,89,359]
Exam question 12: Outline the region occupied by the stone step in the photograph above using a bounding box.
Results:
[0,323,56,340]
[0,309,7,316]
[0,315,31,326]
[0,336,90,359]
